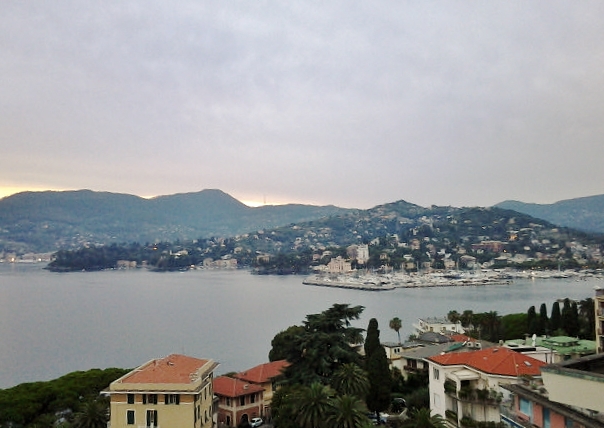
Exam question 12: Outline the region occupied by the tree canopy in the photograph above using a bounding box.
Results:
[279,304,365,386]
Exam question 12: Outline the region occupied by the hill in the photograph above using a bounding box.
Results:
[495,194,604,234]
[0,189,349,253]
[46,199,604,272]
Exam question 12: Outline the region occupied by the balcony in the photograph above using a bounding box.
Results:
[444,382,502,406]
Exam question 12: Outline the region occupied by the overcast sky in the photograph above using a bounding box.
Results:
[1,1,603,209]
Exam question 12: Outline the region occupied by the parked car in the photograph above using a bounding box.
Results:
[250,417,263,427]
[366,412,388,425]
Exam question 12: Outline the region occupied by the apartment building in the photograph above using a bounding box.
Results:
[106,354,218,428]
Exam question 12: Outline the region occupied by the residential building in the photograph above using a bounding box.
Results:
[501,381,604,428]
[504,336,596,364]
[234,360,288,418]
[327,256,352,273]
[595,287,604,353]
[106,354,218,428]
[427,347,545,427]
[413,317,465,336]
[213,376,264,427]
[541,353,604,414]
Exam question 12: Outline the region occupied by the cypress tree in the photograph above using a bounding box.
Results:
[550,301,562,333]
[527,306,537,335]
[364,318,381,359]
[561,298,573,335]
[537,303,549,336]
[364,319,391,419]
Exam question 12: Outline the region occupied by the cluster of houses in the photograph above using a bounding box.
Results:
[105,288,604,428]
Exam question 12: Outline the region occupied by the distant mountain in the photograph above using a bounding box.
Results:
[0,189,350,252]
[495,194,604,233]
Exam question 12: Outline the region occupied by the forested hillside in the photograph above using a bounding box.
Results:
[0,189,349,253]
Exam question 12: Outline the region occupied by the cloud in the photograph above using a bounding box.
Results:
[2,1,604,208]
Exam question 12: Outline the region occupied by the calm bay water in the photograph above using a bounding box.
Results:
[0,263,601,389]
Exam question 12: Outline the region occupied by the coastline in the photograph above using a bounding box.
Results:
[302,269,603,291]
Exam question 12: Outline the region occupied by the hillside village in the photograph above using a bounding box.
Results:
[99,290,604,428]
[4,293,604,428]
[34,202,604,274]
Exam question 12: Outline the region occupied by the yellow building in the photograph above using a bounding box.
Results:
[107,354,218,428]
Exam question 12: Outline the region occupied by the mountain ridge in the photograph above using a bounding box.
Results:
[495,194,604,234]
[0,189,350,252]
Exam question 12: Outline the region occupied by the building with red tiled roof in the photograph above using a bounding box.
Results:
[107,354,218,428]
[234,360,288,416]
[213,376,264,427]
[427,347,546,427]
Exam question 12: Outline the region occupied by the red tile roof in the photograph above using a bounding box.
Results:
[450,334,474,343]
[213,376,264,398]
[120,354,213,384]
[428,347,545,377]
[234,360,289,384]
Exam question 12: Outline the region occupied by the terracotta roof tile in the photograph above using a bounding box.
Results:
[121,354,212,384]
[213,376,264,398]
[234,360,289,384]
[428,347,545,377]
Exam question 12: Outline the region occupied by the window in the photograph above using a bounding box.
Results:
[433,368,440,380]
[165,394,180,405]
[543,408,550,428]
[251,393,256,403]
[146,409,158,428]
[127,410,135,425]
[519,397,532,417]
[143,394,158,405]
[226,397,231,406]
[127,394,134,404]
[240,396,246,406]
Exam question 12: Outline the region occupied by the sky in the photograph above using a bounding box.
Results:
[2,1,604,209]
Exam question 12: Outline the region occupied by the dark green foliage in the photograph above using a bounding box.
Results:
[365,319,391,417]
[579,298,595,340]
[270,385,300,428]
[280,304,365,386]
[325,394,370,428]
[527,306,537,335]
[403,407,447,428]
[501,313,528,340]
[537,303,549,336]
[404,387,430,411]
[269,325,305,361]
[364,318,380,359]
[550,301,562,332]
[0,367,129,427]
[561,299,580,337]
[389,317,402,344]
[72,397,109,428]
[330,363,370,399]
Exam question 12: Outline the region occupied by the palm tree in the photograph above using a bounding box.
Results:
[326,394,372,428]
[331,363,370,399]
[294,382,335,428]
[389,317,403,344]
[72,399,108,428]
[403,408,447,428]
